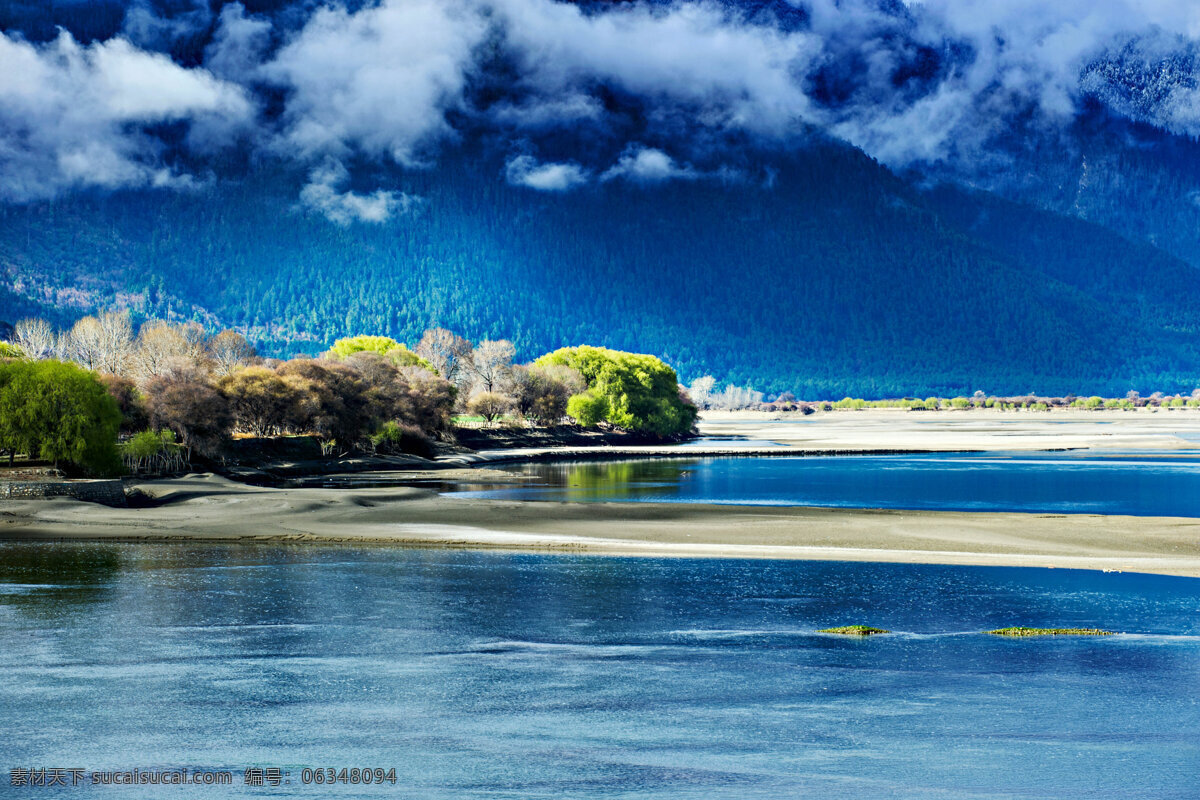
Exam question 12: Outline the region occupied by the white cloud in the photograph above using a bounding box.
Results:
[821,0,1200,165]
[0,31,252,202]
[492,0,819,136]
[299,160,413,225]
[263,0,488,166]
[601,146,698,184]
[505,155,589,191]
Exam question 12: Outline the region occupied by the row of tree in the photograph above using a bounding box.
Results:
[1,315,698,475]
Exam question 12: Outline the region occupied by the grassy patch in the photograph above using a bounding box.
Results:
[986,627,1114,637]
[818,625,890,636]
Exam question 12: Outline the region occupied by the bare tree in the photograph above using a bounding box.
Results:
[688,375,716,409]
[13,318,56,360]
[131,321,207,381]
[415,328,472,384]
[510,363,585,424]
[709,384,764,411]
[467,339,515,394]
[63,316,104,370]
[94,310,133,374]
[208,330,256,376]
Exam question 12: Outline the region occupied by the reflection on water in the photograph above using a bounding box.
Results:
[0,545,121,614]
[1,543,1199,798]
[450,452,1200,517]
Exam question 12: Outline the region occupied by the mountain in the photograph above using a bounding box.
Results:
[4,139,1200,398]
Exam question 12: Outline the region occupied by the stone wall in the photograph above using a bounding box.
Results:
[0,480,128,507]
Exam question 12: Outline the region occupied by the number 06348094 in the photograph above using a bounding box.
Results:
[300,767,397,785]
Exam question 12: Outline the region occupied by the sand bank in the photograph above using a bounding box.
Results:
[695,408,1200,453]
[3,474,1200,578]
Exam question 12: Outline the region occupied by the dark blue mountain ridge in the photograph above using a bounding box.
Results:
[4,138,1200,398]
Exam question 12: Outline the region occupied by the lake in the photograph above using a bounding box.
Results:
[1,543,1198,798]
[450,452,1200,516]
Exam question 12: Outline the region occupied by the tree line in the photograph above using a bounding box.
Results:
[0,313,698,476]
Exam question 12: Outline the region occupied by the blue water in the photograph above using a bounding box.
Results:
[1,543,1198,798]
[451,452,1200,516]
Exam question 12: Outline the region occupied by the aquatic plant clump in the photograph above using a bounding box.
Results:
[818,625,890,636]
[986,627,1114,637]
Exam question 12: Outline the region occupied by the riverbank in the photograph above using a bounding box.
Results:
[697,408,1200,452]
[170,408,1200,486]
[4,473,1200,578]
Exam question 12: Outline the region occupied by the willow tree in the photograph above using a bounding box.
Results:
[535,346,697,436]
[0,360,122,474]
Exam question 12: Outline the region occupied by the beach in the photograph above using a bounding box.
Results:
[6,410,1200,578]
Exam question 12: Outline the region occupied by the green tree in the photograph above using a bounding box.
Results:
[325,335,435,373]
[537,346,697,436]
[0,360,121,474]
[566,391,609,427]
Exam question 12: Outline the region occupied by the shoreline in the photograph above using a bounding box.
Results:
[4,473,1200,579]
[7,411,1200,578]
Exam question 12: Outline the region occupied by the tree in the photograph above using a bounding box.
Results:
[467,391,514,424]
[120,430,186,475]
[217,366,303,436]
[536,346,698,436]
[510,363,584,424]
[467,339,515,394]
[94,310,134,374]
[398,367,456,435]
[687,375,716,409]
[63,316,104,371]
[131,321,206,381]
[710,384,764,411]
[0,360,121,474]
[276,359,371,448]
[13,318,55,360]
[325,335,434,372]
[98,374,149,434]
[566,391,608,427]
[342,352,456,437]
[63,311,137,373]
[145,373,233,457]
[415,328,472,384]
[208,330,256,377]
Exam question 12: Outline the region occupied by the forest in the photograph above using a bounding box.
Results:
[5,141,1200,397]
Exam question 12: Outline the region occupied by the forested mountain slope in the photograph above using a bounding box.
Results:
[3,141,1200,397]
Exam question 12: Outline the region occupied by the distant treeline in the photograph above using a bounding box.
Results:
[0,313,696,476]
[695,388,1200,413]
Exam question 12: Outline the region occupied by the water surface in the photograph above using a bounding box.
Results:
[1,543,1198,798]
[451,452,1200,516]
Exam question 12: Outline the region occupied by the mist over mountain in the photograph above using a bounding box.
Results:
[4,0,1200,396]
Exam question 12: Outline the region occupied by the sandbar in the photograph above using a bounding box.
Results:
[3,473,1200,578]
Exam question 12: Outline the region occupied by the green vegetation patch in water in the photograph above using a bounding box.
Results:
[986,627,1114,637]
[818,625,890,636]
